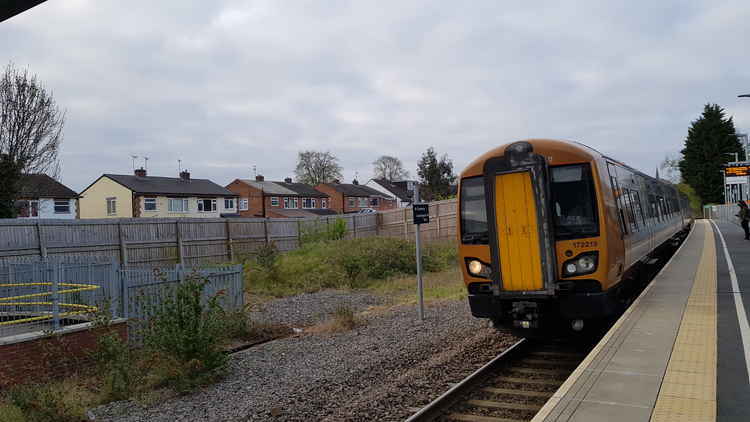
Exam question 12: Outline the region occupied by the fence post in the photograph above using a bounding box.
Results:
[36,221,47,259]
[403,208,409,239]
[118,221,128,266]
[52,262,60,331]
[264,218,270,246]
[297,219,302,247]
[435,203,441,240]
[226,220,234,261]
[121,265,129,319]
[176,220,185,265]
[352,215,357,239]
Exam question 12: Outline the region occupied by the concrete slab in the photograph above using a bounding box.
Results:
[534,222,707,422]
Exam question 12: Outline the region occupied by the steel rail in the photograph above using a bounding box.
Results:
[404,338,529,422]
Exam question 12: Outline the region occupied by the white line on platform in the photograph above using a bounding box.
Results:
[710,219,750,384]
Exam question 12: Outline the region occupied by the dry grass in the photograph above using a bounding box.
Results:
[370,267,466,304]
[307,305,361,334]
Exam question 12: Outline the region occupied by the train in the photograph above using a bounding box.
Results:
[457,139,690,333]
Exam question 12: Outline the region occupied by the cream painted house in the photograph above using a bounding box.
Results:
[79,169,238,219]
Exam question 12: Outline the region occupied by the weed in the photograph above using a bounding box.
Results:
[5,381,93,422]
[142,272,228,377]
[0,401,24,422]
[308,305,361,333]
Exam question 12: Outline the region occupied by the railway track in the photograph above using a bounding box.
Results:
[405,337,591,422]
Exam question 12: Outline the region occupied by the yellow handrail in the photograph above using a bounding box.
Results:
[0,282,101,327]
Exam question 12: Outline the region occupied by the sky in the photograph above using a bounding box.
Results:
[2,0,750,191]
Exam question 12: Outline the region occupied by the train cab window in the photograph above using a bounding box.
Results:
[460,177,489,244]
[550,164,599,240]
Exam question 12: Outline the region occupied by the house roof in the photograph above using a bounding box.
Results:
[17,174,78,199]
[321,183,388,197]
[102,174,235,197]
[371,179,412,202]
[276,182,329,198]
[268,209,337,218]
[239,180,298,196]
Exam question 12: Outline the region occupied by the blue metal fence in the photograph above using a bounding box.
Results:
[0,259,244,341]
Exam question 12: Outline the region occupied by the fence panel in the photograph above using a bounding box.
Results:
[0,199,460,263]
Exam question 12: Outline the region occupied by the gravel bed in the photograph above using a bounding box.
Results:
[91,299,518,422]
[248,289,384,328]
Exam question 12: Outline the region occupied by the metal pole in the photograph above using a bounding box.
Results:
[414,185,424,320]
[52,263,60,331]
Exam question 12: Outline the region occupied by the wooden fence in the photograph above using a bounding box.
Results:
[0,199,458,266]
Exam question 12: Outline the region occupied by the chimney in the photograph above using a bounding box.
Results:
[134,167,147,177]
[284,177,292,183]
[180,170,190,180]
[352,179,359,185]
[255,174,265,182]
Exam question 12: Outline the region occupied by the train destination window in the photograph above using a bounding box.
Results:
[460,177,488,244]
[550,164,599,240]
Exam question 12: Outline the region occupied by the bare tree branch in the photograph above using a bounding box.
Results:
[294,150,343,185]
[0,62,64,217]
[372,155,409,181]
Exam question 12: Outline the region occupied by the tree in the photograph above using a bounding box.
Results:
[416,147,456,201]
[659,154,681,184]
[294,150,343,185]
[678,104,743,205]
[372,155,409,181]
[0,63,64,218]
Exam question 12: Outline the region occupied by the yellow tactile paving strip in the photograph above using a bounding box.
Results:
[651,220,717,422]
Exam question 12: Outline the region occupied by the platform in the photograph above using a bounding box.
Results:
[532,219,750,422]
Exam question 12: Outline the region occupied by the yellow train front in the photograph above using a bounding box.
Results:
[458,139,688,333]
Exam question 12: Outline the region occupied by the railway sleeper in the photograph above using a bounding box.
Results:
[448,413,526,422]
[506,367,571,377]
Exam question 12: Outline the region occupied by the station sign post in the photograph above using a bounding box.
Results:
[413,187,429,320]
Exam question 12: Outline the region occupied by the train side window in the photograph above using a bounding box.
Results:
[607,165,628,236]
[632,190,647,227]
[623,189,639,232]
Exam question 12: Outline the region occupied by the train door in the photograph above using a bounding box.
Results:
[607,163,630,268]
[493,171,544,291]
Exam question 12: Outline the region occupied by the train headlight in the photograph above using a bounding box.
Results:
[562,252,599,277]
[466,258,491,278]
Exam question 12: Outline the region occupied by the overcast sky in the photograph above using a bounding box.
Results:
[2,0,750,191]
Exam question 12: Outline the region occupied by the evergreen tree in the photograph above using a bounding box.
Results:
[678,104,743,205]
[416,147,456,201]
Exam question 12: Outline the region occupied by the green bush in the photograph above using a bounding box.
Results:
[4,383,88,422]
[92,333,133,401]
[142,273,228,379]
[300,218,347,244]
[246,237,458,296]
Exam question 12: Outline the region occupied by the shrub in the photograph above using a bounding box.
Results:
[142,273,228,380]
[92,333,133,401]
[300,218,348,245]
[5,382,91,422]
[245,236,459,296]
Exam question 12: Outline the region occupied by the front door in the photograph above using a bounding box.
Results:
[494,171,544,291]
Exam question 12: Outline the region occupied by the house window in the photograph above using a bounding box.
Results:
[271,197,279,207]
[302,198,314,209]
[144,198,157,211]
[347,197,355,208]
[321,199,327,208]
[168,198,189,212]
[370,197,379,207]
[106,198,117,215]
[224,198,235,209]
[54,199,70,214]
[283,197,290,208]
[292,198,299,208]
[359,197,368,207]
[312,198,316,208]
[198,199,217,212]
[239,198,249,211]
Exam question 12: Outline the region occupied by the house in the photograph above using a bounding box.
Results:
[225,175,334,218]
[78,168,238,219]
[365,179,414,208]
[13,174,78,219]
[314,180,397,214]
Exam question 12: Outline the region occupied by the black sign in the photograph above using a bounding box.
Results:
[413,203,430,225]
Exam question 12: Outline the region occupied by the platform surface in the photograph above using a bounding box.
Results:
[533,220,750,422]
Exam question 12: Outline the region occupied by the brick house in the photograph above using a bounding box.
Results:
[225,176,334,218]
[314,180,397,214]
